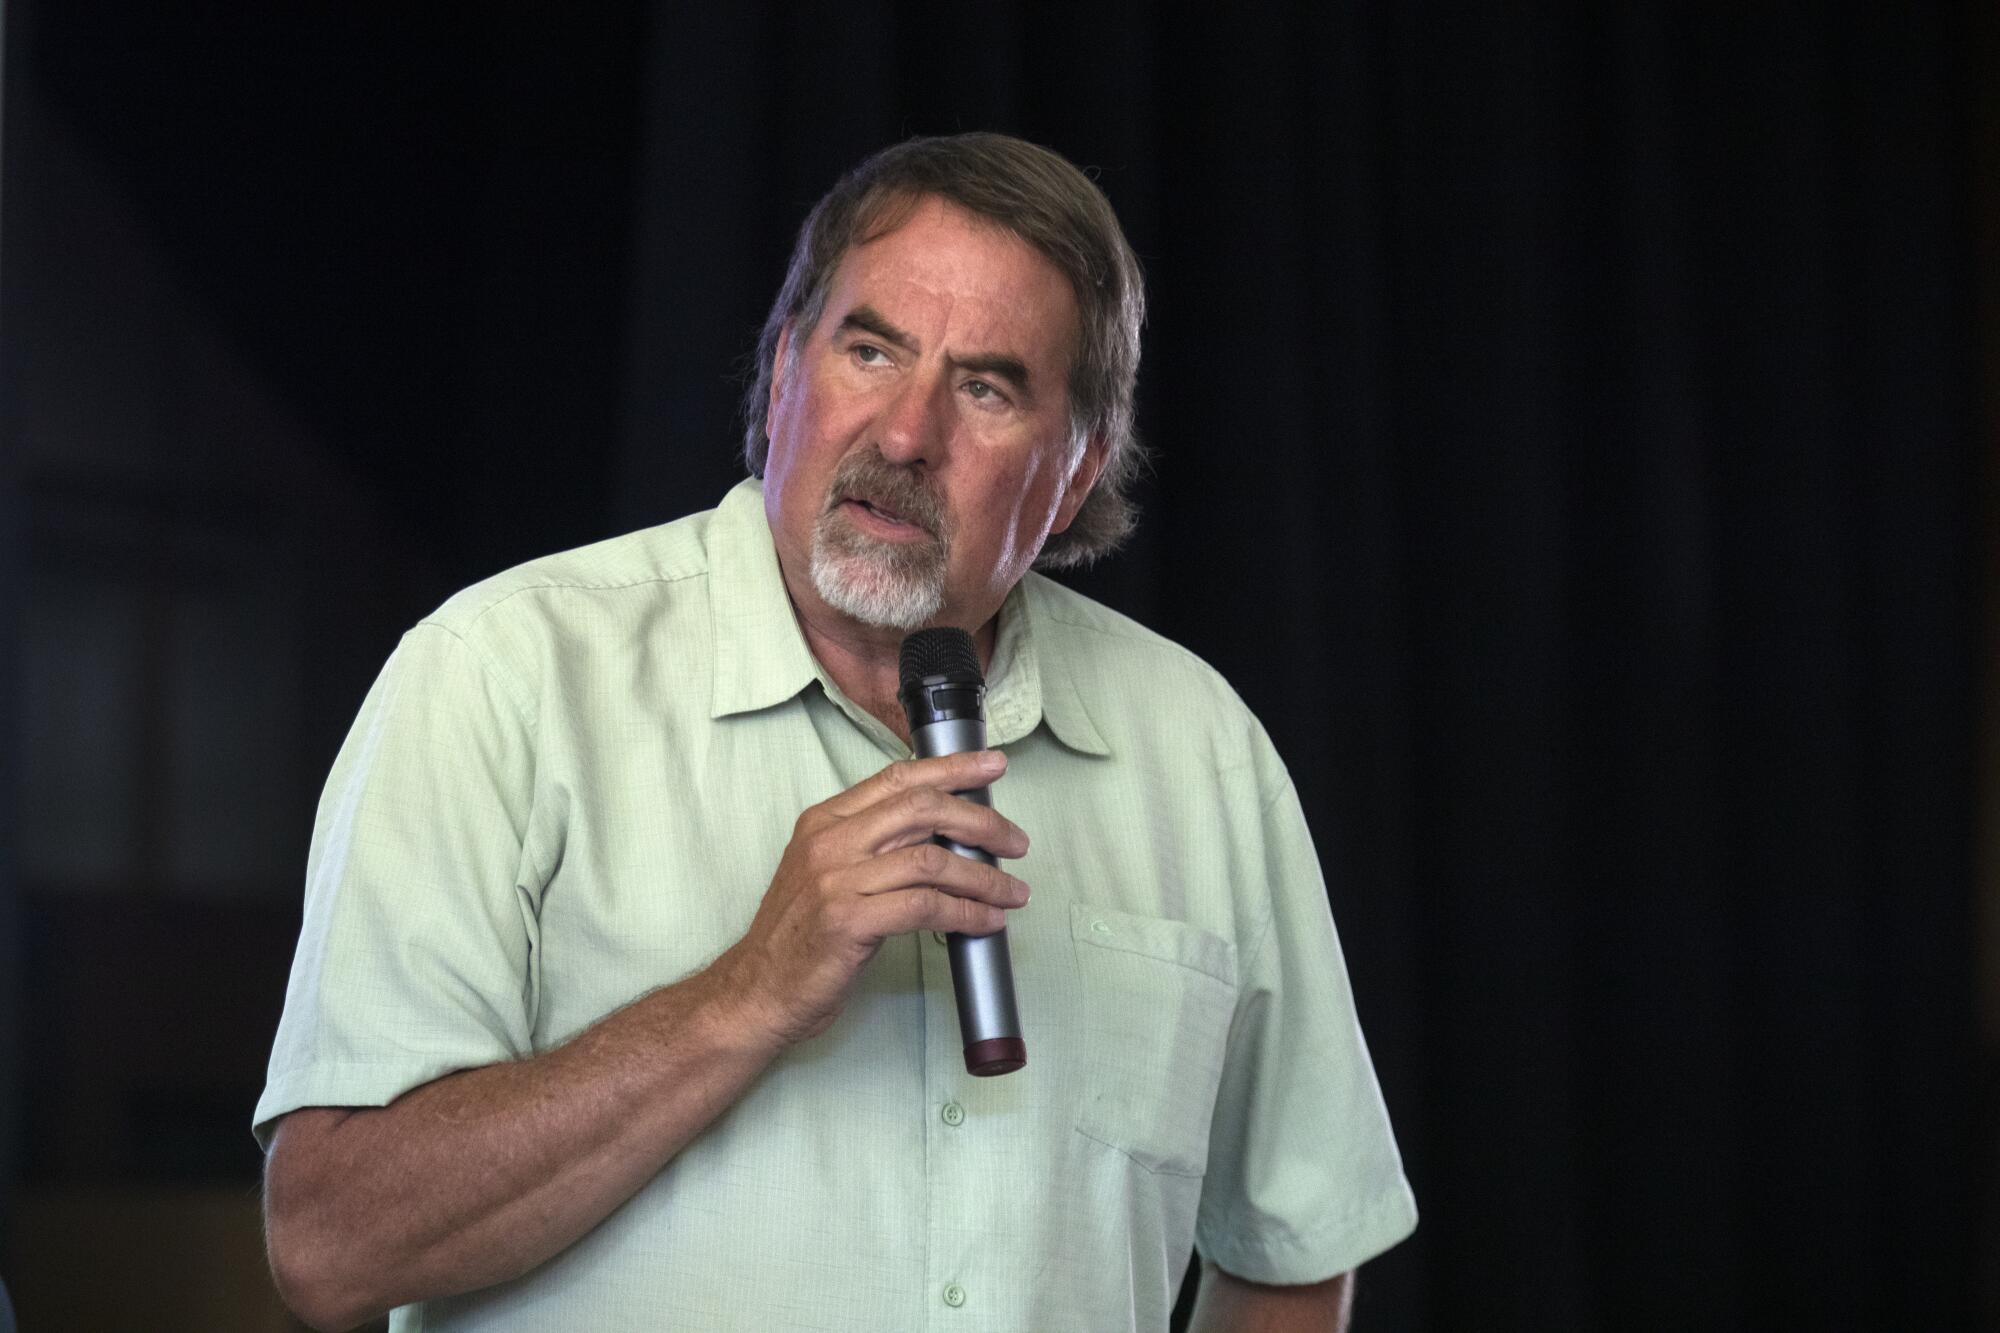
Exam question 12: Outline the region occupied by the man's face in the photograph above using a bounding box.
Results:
[762,196,1101,637]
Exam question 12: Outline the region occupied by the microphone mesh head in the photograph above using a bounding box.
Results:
[899,627,982,690]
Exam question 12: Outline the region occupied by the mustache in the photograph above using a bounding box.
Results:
[823,450,948,539]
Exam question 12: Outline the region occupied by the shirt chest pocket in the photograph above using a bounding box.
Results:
[1068,903,1239,1178]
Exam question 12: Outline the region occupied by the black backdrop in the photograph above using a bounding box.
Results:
[0,3,1988,1330]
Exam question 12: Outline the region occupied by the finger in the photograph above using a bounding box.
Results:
[839,784,1030,861]
[815,750,1007,821]
[858,886,1009,940]
[838,842,1032,908]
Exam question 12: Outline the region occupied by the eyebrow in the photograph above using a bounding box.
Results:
[834,304,1037,402]
[836,305,917,353]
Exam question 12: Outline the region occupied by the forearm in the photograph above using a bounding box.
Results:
[264,952,784,1330]
[1187,1261,1354,1333]
[264,751,1028,1331]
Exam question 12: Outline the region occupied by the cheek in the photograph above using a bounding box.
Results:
[766,379,830,484]
[968,464,1063,572]
[761,397,819,531]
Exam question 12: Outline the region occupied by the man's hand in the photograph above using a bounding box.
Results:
[263,748,1029,1330]
[713,748,1031,1046]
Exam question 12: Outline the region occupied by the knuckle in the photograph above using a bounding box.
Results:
[938,889,976,925]
[962,899,1003,934]
[904,890,944,930]
[801,866,833,900]
[913,843,952,878]
[822,896,859,938]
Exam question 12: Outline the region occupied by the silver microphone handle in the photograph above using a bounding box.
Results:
[911,716,1025,1072]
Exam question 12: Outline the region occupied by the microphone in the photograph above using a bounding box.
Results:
[898,628,1027,1077]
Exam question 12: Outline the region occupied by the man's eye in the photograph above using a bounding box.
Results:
[853,344,887,365]
[965,380,1003,403]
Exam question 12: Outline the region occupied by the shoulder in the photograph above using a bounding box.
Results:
[1025,572,1218,672]
[420,507,718,641]
[395,501,736,727]
[1023,574,1273,775]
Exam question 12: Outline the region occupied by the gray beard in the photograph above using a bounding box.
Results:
[807,508,948,631]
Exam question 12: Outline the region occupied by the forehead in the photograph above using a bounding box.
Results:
[823,197,1079,365]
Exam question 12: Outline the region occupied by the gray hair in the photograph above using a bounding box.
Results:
[742,133,1147,569]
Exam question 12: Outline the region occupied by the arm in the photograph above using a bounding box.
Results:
[264,962,780,1330]
[1187,1261,1355,1333]
[1186,737,1418,1329]
[264,750,1030,1331]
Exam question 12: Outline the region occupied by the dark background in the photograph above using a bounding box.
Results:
[1,3,1992,1330]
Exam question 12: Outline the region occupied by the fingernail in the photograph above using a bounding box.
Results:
[979,749,1007,772]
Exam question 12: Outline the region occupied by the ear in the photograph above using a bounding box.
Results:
[1050,432,1108,535]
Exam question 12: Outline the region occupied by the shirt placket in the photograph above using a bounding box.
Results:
[805,642,1040,1328]
[920,918,989,1329]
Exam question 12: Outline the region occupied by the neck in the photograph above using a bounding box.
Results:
[767,532,1001,743]
[792,605,997,747]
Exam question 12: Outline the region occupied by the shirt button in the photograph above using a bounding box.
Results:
[943,1283,966,1308]
[1091,919,1112,934]
[941,1101,965,1127]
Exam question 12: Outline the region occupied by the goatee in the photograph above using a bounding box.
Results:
[808,451,951,631]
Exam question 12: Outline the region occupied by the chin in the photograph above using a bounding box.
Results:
[809,551,946,631]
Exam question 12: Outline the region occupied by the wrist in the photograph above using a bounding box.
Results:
[688,945,795,1061]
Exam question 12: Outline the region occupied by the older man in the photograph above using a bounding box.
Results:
[259,133,1416,1331]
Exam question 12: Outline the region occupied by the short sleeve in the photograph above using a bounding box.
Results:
[253,622,543,1149]
[1194,765,1418,1282]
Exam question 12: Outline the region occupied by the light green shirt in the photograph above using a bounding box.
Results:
[257,479,1416,1332]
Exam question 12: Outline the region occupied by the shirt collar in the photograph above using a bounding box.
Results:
[705,477,1111,758]
[707,478,820,719]
[985,577,1110,756]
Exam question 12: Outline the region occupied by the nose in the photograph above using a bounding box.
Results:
[875,371,950,467]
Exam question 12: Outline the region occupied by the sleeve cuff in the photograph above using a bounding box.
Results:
[252,1059,466,1152]
[1196,1177,1419,1284]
